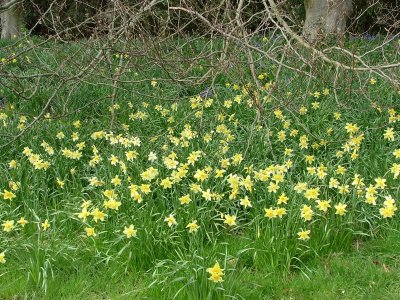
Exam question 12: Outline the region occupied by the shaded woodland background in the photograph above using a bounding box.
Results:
[1,1,400,39]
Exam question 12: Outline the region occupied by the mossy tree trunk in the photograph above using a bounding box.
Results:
[1,0,23,39]
[303,0,353,42]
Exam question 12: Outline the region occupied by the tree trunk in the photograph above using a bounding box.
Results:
[0,1,23,39]
[303,0,353,43]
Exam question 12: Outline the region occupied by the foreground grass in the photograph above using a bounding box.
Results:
[1,230,399,299]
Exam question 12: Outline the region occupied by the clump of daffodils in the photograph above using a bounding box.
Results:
[1,80,400,277]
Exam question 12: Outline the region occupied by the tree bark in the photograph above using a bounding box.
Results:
[0,0,23,39]
[303,0,353,43]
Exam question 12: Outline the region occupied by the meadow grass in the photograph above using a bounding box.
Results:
[1,231,400,299]
[0,36,400,299]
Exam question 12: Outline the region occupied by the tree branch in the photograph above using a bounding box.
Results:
[0,0,23,12]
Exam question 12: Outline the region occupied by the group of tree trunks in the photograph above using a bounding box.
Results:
[0,0,352,41]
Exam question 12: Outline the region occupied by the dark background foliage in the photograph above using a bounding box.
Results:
[13,0,400,38]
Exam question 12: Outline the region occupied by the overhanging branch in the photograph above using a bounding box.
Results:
[0,0,23,12]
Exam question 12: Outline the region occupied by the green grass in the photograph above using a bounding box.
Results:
[1,231,400,299]
[0,35,399,299]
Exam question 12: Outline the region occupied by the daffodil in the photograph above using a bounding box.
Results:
[164,214,177,227]
[297,230,310,241]
[186,220,199,233]
[0,252,5,264]
[2,189,16,200]
[2,220,14,232]
[335,203,347,216]
[207,261,224,283]
[41,219,50,231]
[85,227,96,237]
[123,225,137,238]
[224,214,236,226]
